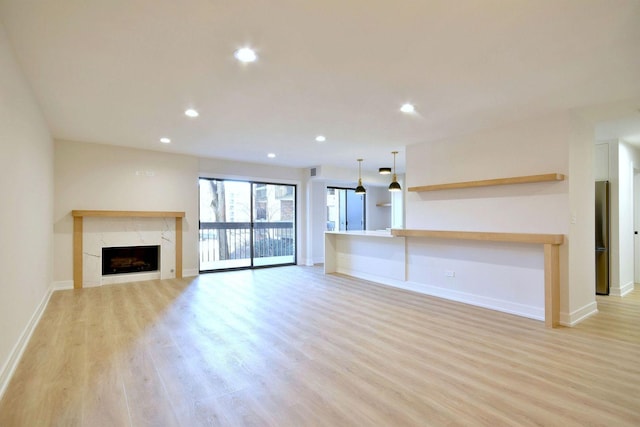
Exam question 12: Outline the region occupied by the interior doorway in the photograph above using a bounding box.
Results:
[326,187,365,231]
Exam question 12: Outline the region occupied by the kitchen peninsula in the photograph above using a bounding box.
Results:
[325,229,563,328]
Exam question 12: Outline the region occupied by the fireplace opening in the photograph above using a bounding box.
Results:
[102,245,160,275]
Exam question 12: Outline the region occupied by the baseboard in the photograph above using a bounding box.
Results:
[0,282,56,400]
[182,268,199,278]
[559,301,598,327]
[610,281,634,297]
[335,270,544,321]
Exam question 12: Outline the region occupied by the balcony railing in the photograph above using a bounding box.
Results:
[199,221,295,265]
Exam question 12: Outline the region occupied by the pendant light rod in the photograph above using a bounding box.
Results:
[355,158,366,194]
[389,151,401,192]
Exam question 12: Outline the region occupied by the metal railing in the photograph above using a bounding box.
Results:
[199,221,295,263]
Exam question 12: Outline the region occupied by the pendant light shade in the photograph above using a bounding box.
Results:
[355,159,366,194]
[379,167,392,175]
[388,151,402,192]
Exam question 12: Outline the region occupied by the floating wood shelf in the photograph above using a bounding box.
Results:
[72,210,186,289]
[408,173,565,192]
[391,228,563,328]
[376,202,391,207]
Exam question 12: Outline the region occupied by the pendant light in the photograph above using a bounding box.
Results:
[355,159,366,194]
[378,167,391,175]
[388,151,401,192]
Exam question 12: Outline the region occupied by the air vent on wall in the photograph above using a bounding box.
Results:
[310,167,317,177]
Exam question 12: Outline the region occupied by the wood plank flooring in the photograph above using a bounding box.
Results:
[1,266,639,426]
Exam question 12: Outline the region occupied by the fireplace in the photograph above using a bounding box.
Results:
[102,245,160,276]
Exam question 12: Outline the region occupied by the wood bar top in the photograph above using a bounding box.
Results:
[72,210,185,218]
[391,229,564,245]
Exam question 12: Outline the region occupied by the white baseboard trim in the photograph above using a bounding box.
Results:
[335,269,544,321]
[182,268,199,278]
[51,280,73,291]
[0,282,57,400]
[559,301,598,327]
[303,257,324,266]
[610,281,634,297]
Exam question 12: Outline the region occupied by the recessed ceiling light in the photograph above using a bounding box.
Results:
[185,109,199,118]
[315,135,326,143]
[160,137,171,144]
[267,153,276,158]
[400,103,416,114]
[234,47,257,63]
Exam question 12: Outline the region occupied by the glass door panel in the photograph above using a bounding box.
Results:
[326,187,366,231]
[253,183,296,267]
[346,189,365,230]
[199,179,252,270]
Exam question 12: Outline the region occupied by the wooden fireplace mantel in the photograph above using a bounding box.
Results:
[71,210,186,289]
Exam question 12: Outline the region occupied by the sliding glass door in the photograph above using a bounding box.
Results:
[326,187,365,231]
[199,178,296,271]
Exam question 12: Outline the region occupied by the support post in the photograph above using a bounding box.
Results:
[544,243,560,327]
[73,216,83,289]
[176,217,183,278]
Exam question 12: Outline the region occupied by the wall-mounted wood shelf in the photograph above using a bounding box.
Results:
[376,202,391,207]
[408,173,565,192]
[72,210,186,289]
[391,228,563,328]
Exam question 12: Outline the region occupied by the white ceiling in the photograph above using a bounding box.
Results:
[1,0,640,172]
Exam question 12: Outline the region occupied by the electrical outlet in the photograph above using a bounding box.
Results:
[445,271,455,277]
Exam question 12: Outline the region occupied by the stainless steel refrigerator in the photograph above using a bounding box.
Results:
[595,181,610,295]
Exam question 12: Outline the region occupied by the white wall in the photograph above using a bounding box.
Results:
[404,112,586,322]
[365,185,391,231]
[307,180,327,265]
[0,24,54,394]
[54,140,200,280]
[566,112,597,324]
[611,142,637,296]
[199,157,305,183]
[594,143,609,181]
[617,143,635,295]
[54,142,311,281]
[199,156,308,266]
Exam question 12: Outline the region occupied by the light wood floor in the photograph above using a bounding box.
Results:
[1,266,639,426]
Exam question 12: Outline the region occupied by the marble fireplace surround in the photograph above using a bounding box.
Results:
[72,210,185,289]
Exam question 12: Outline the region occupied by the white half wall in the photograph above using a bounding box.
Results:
[404,112,580,321]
